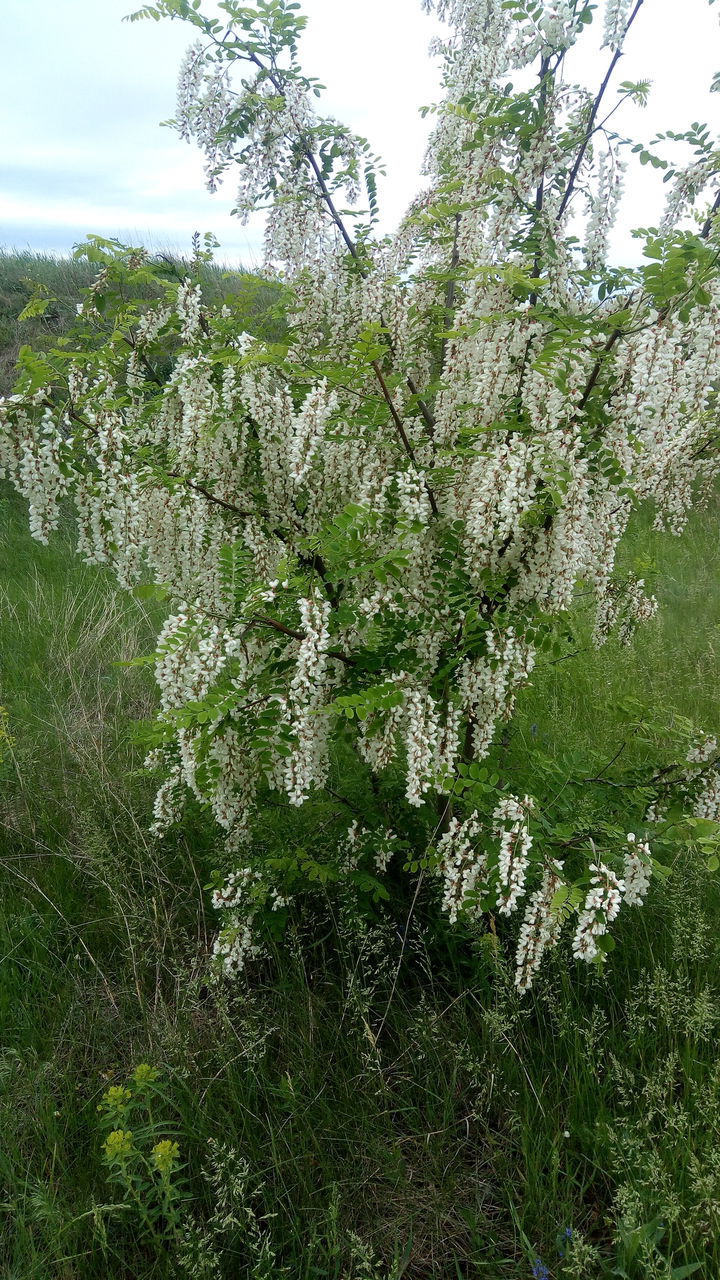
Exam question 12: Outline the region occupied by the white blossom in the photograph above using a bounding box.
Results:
[572,863,625,962]
[515,861,565,991]
[623,834,653,907]
[437,811,486,923]
[494,794,534,916]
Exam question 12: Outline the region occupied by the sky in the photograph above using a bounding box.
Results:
[1,0,718,268]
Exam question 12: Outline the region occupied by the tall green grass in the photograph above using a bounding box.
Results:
[1,477,719,1279]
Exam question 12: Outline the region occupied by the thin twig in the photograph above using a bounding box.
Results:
[244,48,441,503]
[529,55,552,308]
[557,0,645,222]
[249,613,356,666]
[700,188,720,241]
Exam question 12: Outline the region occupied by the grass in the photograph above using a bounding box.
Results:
[1,479,719,1280]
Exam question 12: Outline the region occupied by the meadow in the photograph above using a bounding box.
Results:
[1,252,719,1279]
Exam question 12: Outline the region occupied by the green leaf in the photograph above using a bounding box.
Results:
[596,933,616,953]
[690,818,720,839]
[17,296,55,321]
[132,582,169,601]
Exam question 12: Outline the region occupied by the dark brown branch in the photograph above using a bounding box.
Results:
[122,331,164,386]
[584,738,629,782]
[371,361,439,517]
[50,396,343,611]
[691,431,720,461]
[578,326,623,411]
[529,55,552,308]
[296,549,343,610]
[406,374,438,436]
[182,477,254,518]
[249,614,356,665]
[298,149,439,436]
[322,786,363,815]
[247,50,441,486]
[557,0,645,223]
[701,188,720,241]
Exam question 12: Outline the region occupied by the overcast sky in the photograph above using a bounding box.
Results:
[1,0,718,267]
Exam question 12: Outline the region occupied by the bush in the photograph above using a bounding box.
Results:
[1,0,719,993]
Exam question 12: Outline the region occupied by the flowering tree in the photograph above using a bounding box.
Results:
[2,0,720,988]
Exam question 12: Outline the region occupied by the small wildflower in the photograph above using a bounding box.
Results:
[558,1224,574,1258]
[133,1063,160,1087]
[152,1139,181,1176]
[103,1129,135,1162]
[532,1259,550,1280]
[97,1085,132,1116]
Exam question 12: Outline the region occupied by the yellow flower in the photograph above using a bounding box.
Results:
[151,1139,180,1176]
[97,1085,132,1115]
[132,1063,160,1087]
[103,1129,135,1162]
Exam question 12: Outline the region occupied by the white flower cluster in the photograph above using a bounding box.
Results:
[694,774,720,822]
[348,675,403,770]
[593,576,659,648]
[494,794,534,916]
[459,629,536,760]
[623,833,652,907]
[213,914,262,978]
[437,811,485,923]
[687,735,718,766]
[404,687,441,807]
[601,0,632,48]
[514,860,565,992]
[666,736,720,824]
[149,767,184,838]
[690,735,720,822]
[584,150,626,272]
[176,40,232,191]
[284,598,332,806]
[572,862,625,962]
[343,820,399,874]
[211,868,264,977]
[646,736,720,828]
[176,280,203,343]
[288,379,338,485]
[17,406,68,544]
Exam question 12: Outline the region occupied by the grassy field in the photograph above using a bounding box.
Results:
[1,253,719,1279]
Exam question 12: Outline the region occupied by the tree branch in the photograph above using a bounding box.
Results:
[247,50,441,493]
[701,187,720,241]
[556,0,645,223]
[181,477,254,518]
[249,614,355,665]
[578,326,624,412]
[529,54,552,308]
